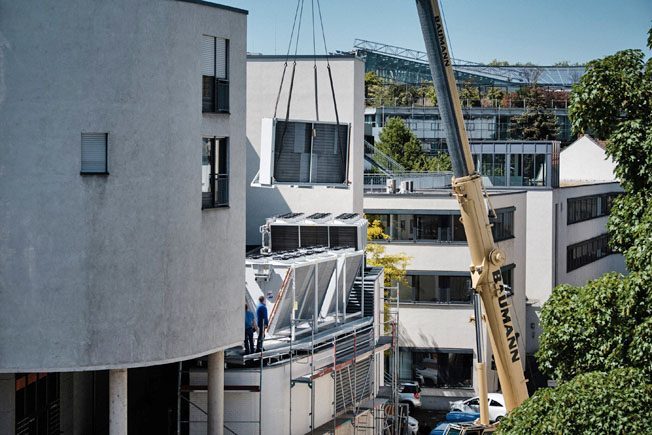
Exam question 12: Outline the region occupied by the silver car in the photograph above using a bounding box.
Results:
[398,382,422,412]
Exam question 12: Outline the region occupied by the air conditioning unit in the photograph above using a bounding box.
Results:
[265,212,367,252]
[399,180,414,193]
[259,118,351,187]
[386,178,396,193]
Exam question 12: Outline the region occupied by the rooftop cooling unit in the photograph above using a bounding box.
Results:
[258,118,350,187]
[266,213,367,252]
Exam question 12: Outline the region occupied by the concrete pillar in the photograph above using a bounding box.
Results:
[0,373,15,435]
[207,351,225,435]
[109,369,128,435]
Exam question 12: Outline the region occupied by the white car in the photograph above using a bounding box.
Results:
[449,393,507,422]
[406,416,419,435]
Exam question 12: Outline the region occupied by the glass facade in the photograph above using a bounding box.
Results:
[396,349,473,388]
[567,234,614,272]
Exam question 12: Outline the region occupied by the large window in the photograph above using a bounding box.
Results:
[567,193,620,224]
[366,213,467,243]
[202,137,229,209]
[395,273,472,304]
[567,234,613,272]
[491,208,515,242]
[202,35,229,113]
[397,349,473,388]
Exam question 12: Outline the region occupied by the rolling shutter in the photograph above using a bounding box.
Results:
[202,35,215,76]
[215,38,227,78]
[81,133,107,173]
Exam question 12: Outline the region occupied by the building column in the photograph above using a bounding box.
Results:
[0,373,15,435]
[109,369,128,435]
[208,351,225,435]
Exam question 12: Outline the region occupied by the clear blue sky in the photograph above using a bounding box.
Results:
[215,0,651,65]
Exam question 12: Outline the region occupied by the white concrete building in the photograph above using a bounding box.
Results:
[246,55,365,247]
[560,135,616,183]
[0,1,247,433]
[363,139,626,406]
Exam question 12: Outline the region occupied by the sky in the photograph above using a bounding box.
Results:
[215,0,651,65]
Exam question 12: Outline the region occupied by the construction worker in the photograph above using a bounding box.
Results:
[244,303,256,355]
[256,295,268,352]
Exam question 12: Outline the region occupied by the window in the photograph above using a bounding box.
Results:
[567,193,620,224]
[202,137,228,209]
[491,208,515,242]
[396,349,473,388]
[15,373,60,434]
[202,35,229,113]
[81,133,108,174]
[395,273,472,304]
[364,212,467,243]
[567,234,613,272]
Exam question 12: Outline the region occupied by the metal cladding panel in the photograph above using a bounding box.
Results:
[274,121,312,183]
[267,263,313,335]
[296,264,316,320]
[310,123,349,183]
[324,252,364,316]
[259,118,275,185]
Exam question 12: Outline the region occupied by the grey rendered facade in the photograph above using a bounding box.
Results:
[0,0,246,433]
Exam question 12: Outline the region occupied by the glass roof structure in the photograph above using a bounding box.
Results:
[351,39,585,89]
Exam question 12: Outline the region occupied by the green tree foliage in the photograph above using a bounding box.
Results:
[508,87,560,139]
[536,271,652,382]
[569,29,652,270]
[376,118,452,171]
[496,368,652,435]
[364,71,383,100]
[459,82,481,107]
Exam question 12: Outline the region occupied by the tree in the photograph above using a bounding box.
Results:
[364,71,383,100]
[508,87,560,140]
[496,368,652,435]
[500,27,652,434]
[376,118,423,171]
[569,28,652,270]
[536,271,652,382]
[366,218,411,334]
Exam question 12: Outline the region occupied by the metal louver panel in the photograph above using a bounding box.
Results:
[215,37,227,78]
[274,121,311,182]
[311,123,348,183]
[299,226,328,247]
[202,36,215,76]
[81,133,107,173]
[270,225,300,251]
[330,226,358,249]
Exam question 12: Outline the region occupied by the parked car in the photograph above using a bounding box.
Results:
[386,414,419,435]
[398,382,422,412]
[430,422,450,435]
[406,416,419,435]
[449,393,507,422]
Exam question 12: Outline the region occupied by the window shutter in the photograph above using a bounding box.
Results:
[202,36,215,76]
[214,38,227,78]
[81,133,107,173]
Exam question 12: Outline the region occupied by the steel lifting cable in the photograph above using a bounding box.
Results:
[316,0,340,127]
[274,0,305,168]
[273,0,303,119]
[311,0,319,121]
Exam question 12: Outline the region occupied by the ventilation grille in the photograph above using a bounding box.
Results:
[81,133,107,173]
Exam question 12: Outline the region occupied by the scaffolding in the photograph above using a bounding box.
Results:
[176,257,404,434]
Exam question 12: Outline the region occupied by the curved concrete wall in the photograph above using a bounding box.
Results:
[0,0,247,371]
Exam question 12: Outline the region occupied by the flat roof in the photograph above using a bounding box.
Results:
[247,54,357,60]
[176,0,248,15]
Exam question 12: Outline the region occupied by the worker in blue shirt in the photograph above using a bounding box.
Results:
[244,303,256,355]
[256,295,269,352]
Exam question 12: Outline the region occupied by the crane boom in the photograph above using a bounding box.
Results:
[415,0,529,416]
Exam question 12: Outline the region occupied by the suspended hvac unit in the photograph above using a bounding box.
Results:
[262,212,367,252]
[258,118,351,187]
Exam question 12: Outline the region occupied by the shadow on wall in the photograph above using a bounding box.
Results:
[246,137,292,245]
